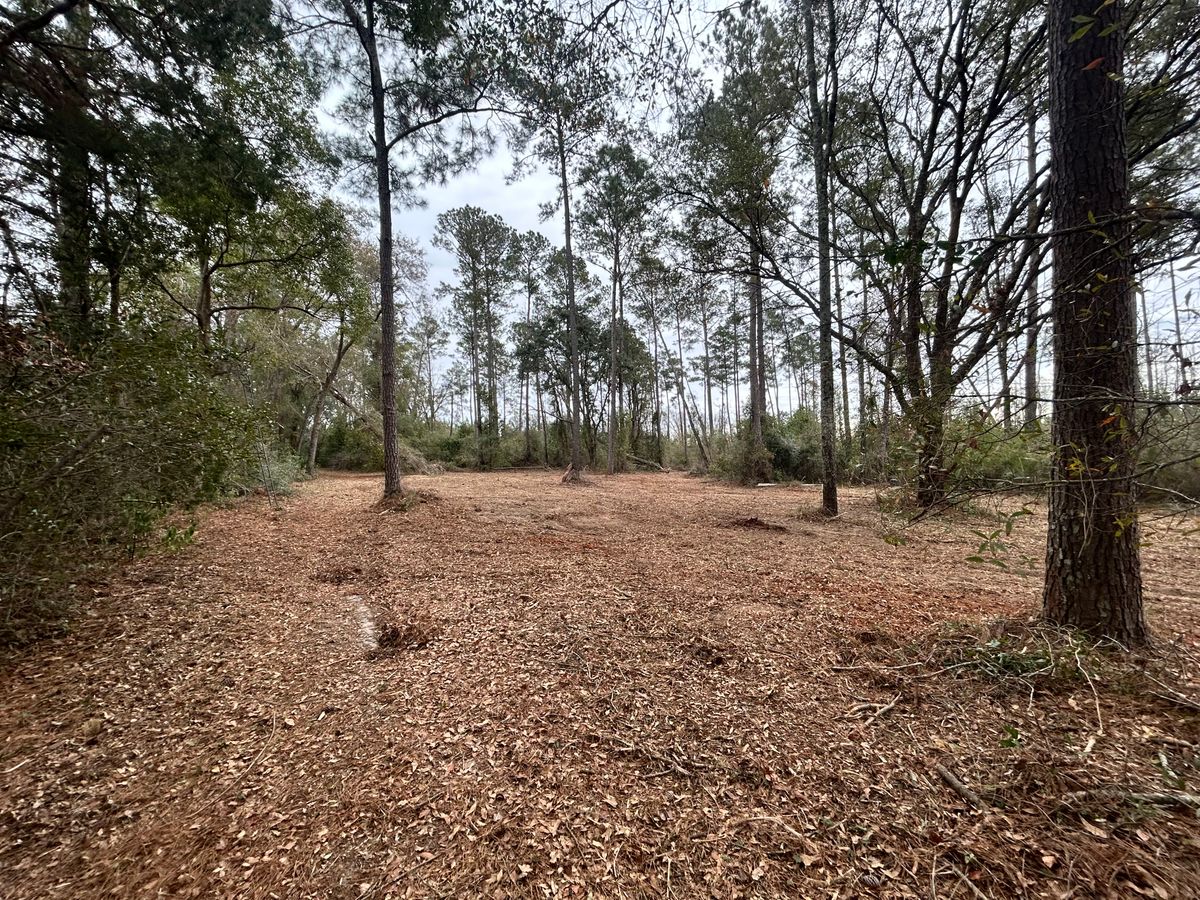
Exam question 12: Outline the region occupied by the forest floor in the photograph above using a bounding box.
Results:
[1,471,1199,900]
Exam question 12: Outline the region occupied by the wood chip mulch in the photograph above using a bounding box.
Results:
[1,471,1197,899]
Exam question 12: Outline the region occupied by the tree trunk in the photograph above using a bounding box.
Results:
[879,328,894,482]
[524,287,533,460]
[747,241,771,481]
[998,331,1012,426]
[197,249,213,350]
[470,322,483,466]
[1023,104,1041,429]
[1139,287,1155,396]
[484,283,500,469]
[1043,0,1146,644]
[607,247,619,474]
[347,0,404,497]
[858,257,870,457]
[651,310,663,463]
[830,184,852,443]
[307,336,352,476]
[556,118,584,480]
[803,0,838,514]
[676,312,688,465]
[731,311,741,432]
[536,370,549,465]
[50,1,94,345]
[1169,257,1188,392]
[701,301,714,436]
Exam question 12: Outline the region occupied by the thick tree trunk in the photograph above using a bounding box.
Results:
[49,2,94,345]
[1043,0,1146,644]
[914,408,948,507]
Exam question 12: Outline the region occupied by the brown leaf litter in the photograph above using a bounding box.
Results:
[0,470,1197,898]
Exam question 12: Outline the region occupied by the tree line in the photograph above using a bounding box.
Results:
[1,0,1197,646]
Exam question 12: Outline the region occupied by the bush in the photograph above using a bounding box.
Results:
[231,448,305,497]
[764,411,824,481]
[0,322,257,643]
[318,419,385,470]
[944,416,1051,489]
[317,418,440,475]
[1140,405,1200,502]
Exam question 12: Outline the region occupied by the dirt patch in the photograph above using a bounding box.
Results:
[0,471,1197,899]
[371,612,440,656]
[724,515,788,532]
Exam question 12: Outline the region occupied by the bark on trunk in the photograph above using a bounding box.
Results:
[1042,0,1146,644]
[198,254,213,350]
[747,240,771,482]
[307,331,353,475]
[1023,104,1041,429]
[1140,287,1155,396]
[607,248,619,475]
[346,0,403,497]
[803,0,838,514]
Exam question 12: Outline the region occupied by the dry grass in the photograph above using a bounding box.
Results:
[0,470,1197,899]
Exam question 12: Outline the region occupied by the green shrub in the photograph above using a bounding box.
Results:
[945,416,1051,489]
[1139,405,1200,502]
[317,419,385,470]
[0,322,257,643]
[232,448,305,497]
[316,418,439,475]
[764,411,824,481]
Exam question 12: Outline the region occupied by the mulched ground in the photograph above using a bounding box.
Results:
[1,470,1197,899]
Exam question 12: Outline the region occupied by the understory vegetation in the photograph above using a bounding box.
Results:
[2,0,1197,643]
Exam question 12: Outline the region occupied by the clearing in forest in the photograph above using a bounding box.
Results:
[1,471,1198,898]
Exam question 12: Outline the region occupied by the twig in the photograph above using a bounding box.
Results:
[1065,788,1200,809]
[935,762,984,810]
[1074,647,1104,735]
[950,864,990,900]
[359,851,441,899]
[693,814,810,846]
[830,662,925,672]
[1144,674,1200,712]
[863,693,900,726]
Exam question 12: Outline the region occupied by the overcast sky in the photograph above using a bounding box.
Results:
[382,147,563,309]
